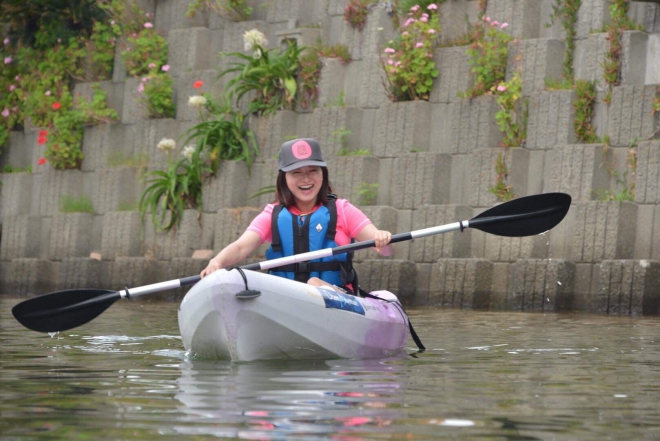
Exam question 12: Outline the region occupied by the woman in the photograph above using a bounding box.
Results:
[200,138,392,293]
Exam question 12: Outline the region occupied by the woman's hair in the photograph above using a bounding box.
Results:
[275,167,333,207]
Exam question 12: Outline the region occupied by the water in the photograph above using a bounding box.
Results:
[2,297,660,440]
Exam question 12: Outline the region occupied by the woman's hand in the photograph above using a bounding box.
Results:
[200,259,222,278]
[373,229,392,255]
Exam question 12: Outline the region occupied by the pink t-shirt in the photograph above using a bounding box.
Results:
[247,199,371,246]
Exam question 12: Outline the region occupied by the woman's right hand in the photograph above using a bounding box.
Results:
[200,259,222,278]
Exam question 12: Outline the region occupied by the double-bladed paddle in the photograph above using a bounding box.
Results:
[12,192,571,333]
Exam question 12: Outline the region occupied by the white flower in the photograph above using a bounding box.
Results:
[182,145,196,161]
[252,49,262,59]
[243,29,268,52]
[188,95,207,109]
[157,138,176,152]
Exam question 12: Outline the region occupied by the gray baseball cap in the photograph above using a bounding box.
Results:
[278,138,327,172]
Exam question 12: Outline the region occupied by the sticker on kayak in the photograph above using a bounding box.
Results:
[318,288,365,315]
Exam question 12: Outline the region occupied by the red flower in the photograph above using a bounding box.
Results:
[37,135,47,145]
[193,80,204,89]
[52,102,61,110]
[38,158,47,165]
[39,130,48,137]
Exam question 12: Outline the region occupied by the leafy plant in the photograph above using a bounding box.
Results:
[357,182,379,205]
[180,91,259,172]
[488,152,514,202]
[139,73,176,118]
[573,79,599,143]
[298,43,351,109]
[121,27,168,77]
[139,143,209,232]
[329,126,351,149]
[460,16,512,98]
[219,29,305,115]
[59,194,95,213]
[494,73,527,147]
[186,0,252,21]
[381,3,440,101]
[344,0,374,31]
[547,0,580,82]
[3,165,32,173]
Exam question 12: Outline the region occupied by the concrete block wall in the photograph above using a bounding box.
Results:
[2,0,660,316]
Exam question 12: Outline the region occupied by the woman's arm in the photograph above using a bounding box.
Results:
[200,230,263,277]
[355,223,393,256]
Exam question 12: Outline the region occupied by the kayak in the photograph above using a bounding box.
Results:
[177,269,410,361]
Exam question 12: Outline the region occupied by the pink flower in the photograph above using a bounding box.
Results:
[146,12,153,18]
[161,64,170,72]
[387,59,394,65]
[427,3,438,9]
[9,84,15,91]
[142,77,149,83]
[137,82,145,93]
[395,61,402,67]
[484,16,491,22]
[144,22,153,28]
[420,16,428,22]
[1,109,9,118]
[404,18,415,26]
[4,56,11,64]
[402,31,409,36]
[497,84,507,92]
[410,5,420,11]
[500,22,509,29]
[384,47,395,54]
[415,42,423,48]
[15,75,19,81]
[111,20,115,25]
[492,20,500,27]
[428,29,436,34]
[3,38,9,45]
[57,38,61,43]
[45,90,51,96]
[390,67,397,73]
[148,62,156,69]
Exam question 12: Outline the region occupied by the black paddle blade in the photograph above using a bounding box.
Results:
[12,289,121,333]
[468,193,571,237]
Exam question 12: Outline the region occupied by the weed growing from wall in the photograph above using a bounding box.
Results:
[573,80,599,143]
[547,0,580,82]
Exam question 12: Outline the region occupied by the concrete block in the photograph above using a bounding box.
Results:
[437,0,482,45]
[327,0,347,16]
[430,46,472,104]
[526,90,576,150]
[569,201,637,262]
[634,141,660,204]
[106,257,163,291]
[509,259,575,312]
[48,213,94,260]
[87,166,141,214]
[244,159,278,208]
[0,172,33,219]
[468,147,511,208]
[596,260,660,315]
[0,131,31,170]
[444,95,502,154]
[354,259,417,305]
[506,38,565,95]
[0,262,9,293]
[356,205,404,261]
[220,20,268,53]
[144,210,213,260]
[125,118,183,166]
[112,39,128,83]
[213,207,265,257]
[545,144,610,202]
[295,107,356,157]
[31,169,85,216]
[249,110,299,160]
[429,259,493,309]
[630,1,660,33]
[646,34,660,84]
[167,28,213,77]
[81,123,128,172]
[539,0,566,39]
[412,262,434,305]
[155,0,208,32]
[372,101,432,157]
[607,85,658,146]
[101,211,143,260]
[620,31,649,86]
[275,27,322,49]
[201,160,250,211]
[326,155,380,204]
[9,258,58,295]
[573,263,598,311]
[317,58,348,107]
[576,0,611,39]
[0,215,41,260]
[574,33,609,91]
[266,0,326,25]
[485,0,542,39]
[353,55,390,109]
[409,205,472,263]
[490,262,510,310]
[390,153,451,209]
[58,257,103,290]
[121,77,149,124]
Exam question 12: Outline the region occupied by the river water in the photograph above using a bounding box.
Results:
[2,296,660,440]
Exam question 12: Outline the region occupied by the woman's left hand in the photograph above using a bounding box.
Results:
[374,230,392,254]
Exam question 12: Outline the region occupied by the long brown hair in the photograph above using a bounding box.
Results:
[275,167,333,207]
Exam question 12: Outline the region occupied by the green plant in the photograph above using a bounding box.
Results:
[139,143,209,232]
[460,16,512,98]
[596,137,636,201]
[139,73,176,118]
[489,152,514,201]
[3,165,32,173]
[59,194,95,213]
[329,126,351,149]
[180,92,259,172]
[545,77,575,90]
[76,84,119,125]
[186,0,252,21]
[494,73,527,147]
[121,27,168,77]
[328,92,346,107]
[356,182,379,205]
[337,148,371,156]
[574,79,599,143]
[602,0,642,88]
[547,0,580,82]
[381,4,440,101]
[219,29,305,115]
[45,111,85,170]
[106,151,148,168]
[344,0,374,31]
[298,43,351,109]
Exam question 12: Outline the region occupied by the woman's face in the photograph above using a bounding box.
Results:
[285,166,323,207]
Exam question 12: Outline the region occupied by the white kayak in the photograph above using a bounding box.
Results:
[178,269,410,361]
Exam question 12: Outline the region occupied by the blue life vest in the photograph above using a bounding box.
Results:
[265,196,355,287]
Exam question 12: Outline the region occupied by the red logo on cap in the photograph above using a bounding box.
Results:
[292,140,312,159]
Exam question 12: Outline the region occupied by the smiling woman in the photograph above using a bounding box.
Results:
[200,138,393,294]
